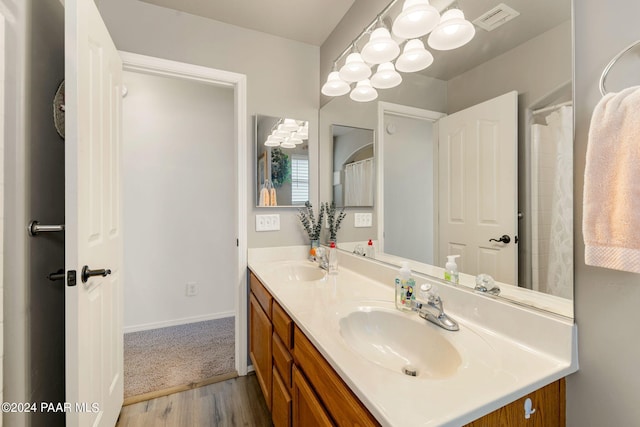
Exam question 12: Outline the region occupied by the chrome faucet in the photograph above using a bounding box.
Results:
[411,284,459,331]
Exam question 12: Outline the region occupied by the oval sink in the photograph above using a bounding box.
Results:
[282,263,326,282]
[339,308,462,379]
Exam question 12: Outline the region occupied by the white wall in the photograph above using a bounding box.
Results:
[567,0,640,425]
[122,70,235,331]
[95,0,320,249]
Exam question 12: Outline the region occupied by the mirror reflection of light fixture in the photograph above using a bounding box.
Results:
[339,51,372,82]
[296,122,309,139]
[282,118,299,131]
[428,9,476,51]
[395,39,434,72]
[350,79,378,102]
[289,133,304,145]
[361,27,401,64]
[371,62,402,89]
[280,138,296,149]
[264,135,282,147]
[274,124,291,138]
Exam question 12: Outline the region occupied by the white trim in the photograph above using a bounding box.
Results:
[119,51,249,376]
[0,11,5,413]
[123,311,235,334]
[376,101,446,257]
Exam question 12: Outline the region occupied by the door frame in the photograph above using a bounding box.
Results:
[119,51,249,375]
[376,101,445,259]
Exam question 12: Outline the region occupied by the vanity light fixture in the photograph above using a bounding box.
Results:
[321,69,351,96]
[289,133,304,145]
[392,0,440,39]
[371,62,403,89]
[350,79,378,102]
[361,26,401,65]
[428,8,475,50]
[395,39,434,72]
[339,50,372,82]
[323,0,475,103]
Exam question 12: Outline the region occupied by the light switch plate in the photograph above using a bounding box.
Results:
[256,214,280,231]
[354,213,373,228]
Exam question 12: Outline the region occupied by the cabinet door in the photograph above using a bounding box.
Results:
[250,293,272,410]
[292,366,334,427]
[465,379,565,426]
[273,367,292,427]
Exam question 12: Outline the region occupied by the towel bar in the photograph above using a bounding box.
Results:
[599,39,640,96]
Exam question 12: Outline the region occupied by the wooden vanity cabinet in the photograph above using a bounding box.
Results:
[465,379,565,427]
[249,273,273,410]
[249,271,566,427]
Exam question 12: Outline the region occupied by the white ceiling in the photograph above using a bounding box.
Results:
[138,0,356,46]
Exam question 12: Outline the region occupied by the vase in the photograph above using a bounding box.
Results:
[309,239,320,261]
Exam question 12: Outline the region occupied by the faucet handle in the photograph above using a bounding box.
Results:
[419,283,440,302]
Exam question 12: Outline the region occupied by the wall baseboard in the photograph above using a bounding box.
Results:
[124,311,235,334]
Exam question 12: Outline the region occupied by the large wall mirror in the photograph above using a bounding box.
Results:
[319,0,573,317]
[255,114,310,207]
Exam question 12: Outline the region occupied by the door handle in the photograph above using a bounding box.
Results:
[81,265,112,283]
[489,234,511,244]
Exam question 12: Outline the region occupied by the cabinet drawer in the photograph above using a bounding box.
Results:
[250,272,272,319]
[293,326,380,427]
[273,332,293,388]
[273,367,292,427]
[273,301,293,349]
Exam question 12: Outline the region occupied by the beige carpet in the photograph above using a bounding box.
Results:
[124,317,235,399]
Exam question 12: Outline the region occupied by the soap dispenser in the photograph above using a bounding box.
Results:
[395,262,416,312]
[444,255,460,284]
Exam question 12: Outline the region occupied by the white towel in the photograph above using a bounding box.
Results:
[583,85,640,273]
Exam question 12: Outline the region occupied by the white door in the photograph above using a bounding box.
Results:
[65,0,123,426]
[438,91,518,284]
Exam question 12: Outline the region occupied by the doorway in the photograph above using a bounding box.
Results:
[119,52,248,400]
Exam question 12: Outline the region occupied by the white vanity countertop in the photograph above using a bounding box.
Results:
[248,246,578,427]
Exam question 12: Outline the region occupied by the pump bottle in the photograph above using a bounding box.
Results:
[444,255,460,284]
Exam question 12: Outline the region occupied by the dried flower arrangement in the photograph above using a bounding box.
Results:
[297,201,324,241]
[323,201,346,242]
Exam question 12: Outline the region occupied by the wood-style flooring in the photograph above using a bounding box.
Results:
[116,374,271,427]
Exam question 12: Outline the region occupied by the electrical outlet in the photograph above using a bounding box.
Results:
[256,214,280,231]
[186,282,198,297]
[354,213,373,227]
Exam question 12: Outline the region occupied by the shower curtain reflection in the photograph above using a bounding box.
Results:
[530,105,574,299]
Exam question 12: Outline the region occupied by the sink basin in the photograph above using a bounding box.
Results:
[339,308,462,379]
[281,263,326,282]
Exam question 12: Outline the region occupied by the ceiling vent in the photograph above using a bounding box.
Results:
[472,3,520,32]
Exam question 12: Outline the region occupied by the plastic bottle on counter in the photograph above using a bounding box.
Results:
[366,239,375,259]
[444,255,460,284]
[395,262,416,312]
[328,241,338,274]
